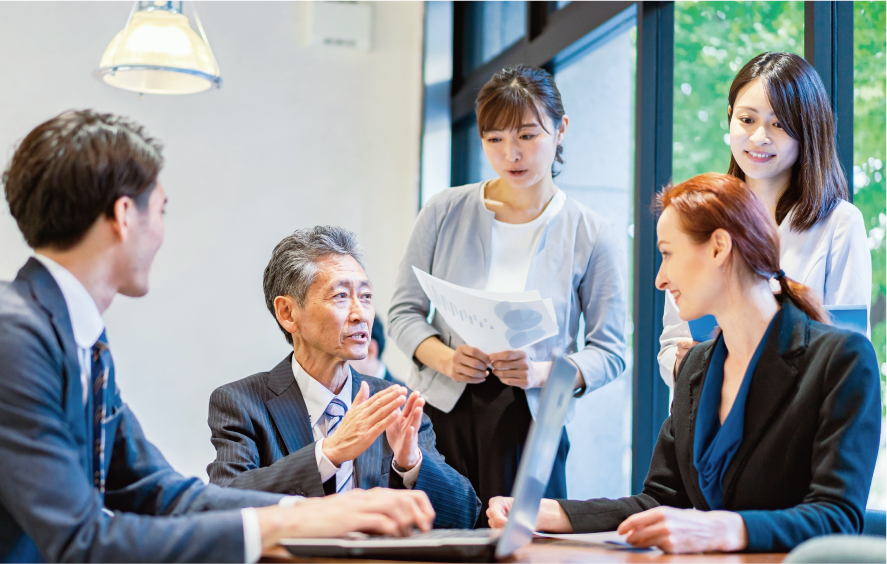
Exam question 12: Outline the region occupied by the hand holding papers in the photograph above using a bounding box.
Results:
[412,267,559,354]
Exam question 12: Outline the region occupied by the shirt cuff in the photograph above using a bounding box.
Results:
[315,438,340,483]
[241,508,262,564]
[392,450,423,489]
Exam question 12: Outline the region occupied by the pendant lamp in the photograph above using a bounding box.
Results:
[97,1,221,95]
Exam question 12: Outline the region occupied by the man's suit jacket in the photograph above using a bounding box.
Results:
[207,356,481,528]
[0,259,284,563]
[557,297,881,552]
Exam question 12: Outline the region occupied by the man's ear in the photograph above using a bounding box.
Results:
[367,339,379,361]
[109,196,138,242]
[274,295,300,340]
[710,228,733,266]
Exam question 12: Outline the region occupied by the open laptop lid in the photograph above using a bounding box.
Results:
[494,351,577,559]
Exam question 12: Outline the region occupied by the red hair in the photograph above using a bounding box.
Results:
[656,173,828,323]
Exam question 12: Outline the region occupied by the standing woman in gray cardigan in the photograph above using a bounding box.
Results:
[388,65,628,527]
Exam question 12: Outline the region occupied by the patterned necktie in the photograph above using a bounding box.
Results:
[91,330,112,496]
[324,398,347,436]
[323,398,352,493]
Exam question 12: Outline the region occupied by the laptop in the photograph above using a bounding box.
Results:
[280,350,578,562]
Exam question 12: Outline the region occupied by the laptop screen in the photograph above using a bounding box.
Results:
[495,352,577,558]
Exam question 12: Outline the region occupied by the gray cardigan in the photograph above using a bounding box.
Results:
[388,183,628,414]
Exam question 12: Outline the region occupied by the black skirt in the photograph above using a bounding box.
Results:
[424,374,569,528]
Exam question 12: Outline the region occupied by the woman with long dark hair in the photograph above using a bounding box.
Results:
[487,173,880,554]
[388,65,627,526]
[659,52,872,385]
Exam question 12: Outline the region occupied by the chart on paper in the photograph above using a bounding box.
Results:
[412,267,558,353]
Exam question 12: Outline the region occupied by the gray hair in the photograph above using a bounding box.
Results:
[263,225,367,344]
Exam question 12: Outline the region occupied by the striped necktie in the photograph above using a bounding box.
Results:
[323,398,352,493]
[90,329,112,496]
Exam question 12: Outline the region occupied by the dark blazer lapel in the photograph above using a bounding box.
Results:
[18,259,87,445]
[352,370,386,490]
[722,301,806,503]
[265,355,314,456]
[681,340,717,510]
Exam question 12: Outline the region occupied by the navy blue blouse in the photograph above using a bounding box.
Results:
[692,316,777,510]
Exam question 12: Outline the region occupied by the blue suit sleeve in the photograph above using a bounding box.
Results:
[0,318,275,562]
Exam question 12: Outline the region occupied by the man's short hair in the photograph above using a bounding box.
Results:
[3,109,163,250]
[263,226,367,344]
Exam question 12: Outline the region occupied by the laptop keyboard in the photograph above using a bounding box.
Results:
[405,529,494,540]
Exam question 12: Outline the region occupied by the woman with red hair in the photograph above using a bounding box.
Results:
[485,173,880,554]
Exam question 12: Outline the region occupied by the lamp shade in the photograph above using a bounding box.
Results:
[98,2,221,95]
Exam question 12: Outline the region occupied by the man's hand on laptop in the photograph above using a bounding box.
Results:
[256,488,435,548]
[487,497,573,533]
[386,390,425,471]
[323,383,407,466]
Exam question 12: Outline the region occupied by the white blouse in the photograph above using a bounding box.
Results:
[483,182,567,293]
[658,200,873,387]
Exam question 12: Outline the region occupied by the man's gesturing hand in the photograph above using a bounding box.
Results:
[386,390,425,470]
[322,382,407,467]
[256,488,435,548]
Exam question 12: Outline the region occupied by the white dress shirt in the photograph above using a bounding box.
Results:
[657,200,873,387]
[290,357,422,490]
[32,254,280,564]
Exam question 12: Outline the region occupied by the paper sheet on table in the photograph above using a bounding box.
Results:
[534,531,655,551]
[412,267,559,354]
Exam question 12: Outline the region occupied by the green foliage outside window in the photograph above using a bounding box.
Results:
[674,0,886,508]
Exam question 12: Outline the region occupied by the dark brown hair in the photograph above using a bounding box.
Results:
[475,65,566,175]
[656,173,828,323]
[3,109,163,250]
[727,52,848,232]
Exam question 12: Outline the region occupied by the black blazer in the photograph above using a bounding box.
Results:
[207,355,481,529]
[558,298,881,552]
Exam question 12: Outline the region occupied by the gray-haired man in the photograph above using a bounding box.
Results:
[207,226,480,529]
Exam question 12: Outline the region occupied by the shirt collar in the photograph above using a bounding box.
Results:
[291,356,353,430]
[33,254,105,350]
[373,362,387,381]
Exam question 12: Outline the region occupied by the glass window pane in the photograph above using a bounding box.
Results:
[463,1,527,76]
[673,1,804,183]
[854,0,886,510]
[554,25,636,500]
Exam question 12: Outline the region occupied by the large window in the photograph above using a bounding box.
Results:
[553,26,637,499]
[853,0,886,509]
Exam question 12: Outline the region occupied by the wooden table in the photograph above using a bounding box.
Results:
[262,538,786,563]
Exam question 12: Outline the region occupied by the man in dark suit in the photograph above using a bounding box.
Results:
[0,111,434,563]
[349,315,404,385]
[207,227,480,529]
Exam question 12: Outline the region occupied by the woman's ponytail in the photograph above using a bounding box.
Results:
[775,270,829,324]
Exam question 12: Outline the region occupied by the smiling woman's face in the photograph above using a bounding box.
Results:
[729,77,800,188]
[481,107,565,189]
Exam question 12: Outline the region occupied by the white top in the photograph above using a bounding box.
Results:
[482,182,568,293]
[658,200,873,387]
[290,357,420,491]
[32,254,295,564]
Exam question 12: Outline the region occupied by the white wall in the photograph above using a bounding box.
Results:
[0,1,424,480]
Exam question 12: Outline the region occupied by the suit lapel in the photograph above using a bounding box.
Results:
[681,340,717,510]
[352,370,386,490]
[265,355,315,456]
[18,259,87,446]
[721,301,806,504]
